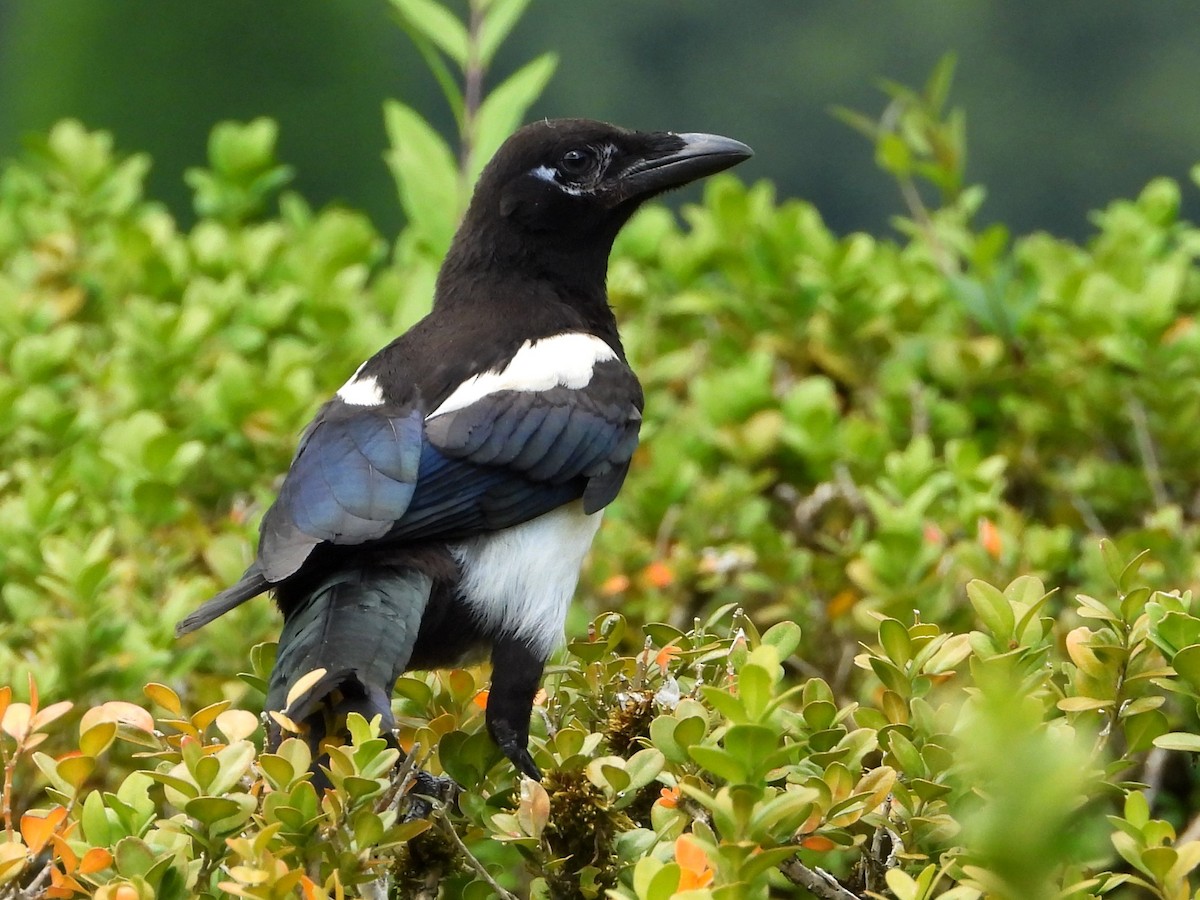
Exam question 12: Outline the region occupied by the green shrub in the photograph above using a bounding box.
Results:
[3,6,1200,898]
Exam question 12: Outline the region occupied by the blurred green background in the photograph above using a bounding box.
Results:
[1,1,1198,240]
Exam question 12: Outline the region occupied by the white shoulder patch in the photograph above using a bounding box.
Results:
[336,362,385,407]
[428,332,616,419]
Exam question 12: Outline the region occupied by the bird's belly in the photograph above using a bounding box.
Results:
[449,501,603,657]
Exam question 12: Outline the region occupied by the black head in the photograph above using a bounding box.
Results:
[441,119,752,293]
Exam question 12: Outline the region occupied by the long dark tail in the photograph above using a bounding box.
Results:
[264,564,432,762]
[175,565,270,636]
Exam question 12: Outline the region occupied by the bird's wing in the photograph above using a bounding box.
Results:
[257,403,425,582]
[411,356,643,532]
[254,358,641,582]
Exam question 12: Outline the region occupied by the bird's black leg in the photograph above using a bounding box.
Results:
[486,636,545,780]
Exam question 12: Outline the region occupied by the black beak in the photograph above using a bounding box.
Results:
[618,132,754,199]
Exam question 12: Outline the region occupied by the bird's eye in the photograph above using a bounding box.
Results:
[558,148,594,178]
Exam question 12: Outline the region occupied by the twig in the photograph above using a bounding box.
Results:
[1125,392,1169,509]
[380,743,423,816]
[414,869,442,900]
[1,741,13,838]
[459,0,486,176]
[653,505,681,558]
[792,465,868,541]
[435,805,520,900]
[909,382,929,438]
[779,859,862,900]
[1141,746,1169,811]
[359,876,390,900]
[1179,808,1200,846]
[15,859,54,899]
[1069,491,1108,537]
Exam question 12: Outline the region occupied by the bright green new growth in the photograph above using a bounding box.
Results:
[2,2,1200,897]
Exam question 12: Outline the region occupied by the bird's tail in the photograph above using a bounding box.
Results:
[175,565,270,636]
[264,564,432,765]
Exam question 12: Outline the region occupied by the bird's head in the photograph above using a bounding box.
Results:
[444,119,752,291]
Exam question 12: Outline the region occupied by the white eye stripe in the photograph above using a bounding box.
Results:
[531,164,584,195]
[428,332,617,419]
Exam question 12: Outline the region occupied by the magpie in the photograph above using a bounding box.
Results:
[176,118,752,781]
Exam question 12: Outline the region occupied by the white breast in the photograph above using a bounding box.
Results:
[450,501,603,657]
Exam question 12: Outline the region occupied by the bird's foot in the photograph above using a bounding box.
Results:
[507,745,542,782]
[490,721,542,780]
[400,769,460,823]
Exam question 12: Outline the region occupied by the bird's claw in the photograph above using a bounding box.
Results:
[401,770,460,823]
[506,744,543,781]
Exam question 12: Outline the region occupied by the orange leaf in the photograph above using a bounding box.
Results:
[532,688,548,707]
[0,686,11,731]
[679,867,714,890]
[642,561,675,589]
[2,704,32,742]
[657,786,680,809]
[21,806,67,854]
[46,867,83,899]
[656,644,683,671]
[80,702,154,736]
[142,683,182,717]
[49,834,77,872]
[517,778,551,838]
[922,522,944,545]
[472,690,489,710]
[78,847,113,875]
[31,701,73,732]
[801,835,838,852]
[826,589,857,619]
[598,574,630,596]
[675,833,712,876]
[796,810,823,835]
[978,517,1002,559]
[1163,315,1195,344]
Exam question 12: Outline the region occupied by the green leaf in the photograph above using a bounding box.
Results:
[879,618,912,664]
[383,100,461,252]
[634,858,682,900]
[623,748,665,793]
[723,724,781,780]
[208,741,256,796]
[479,0,534,66]
[700,686,748,724]
[81,790,112,847]
[389,0,469,66]
[469,53,558,183]
[114,837,158,878]
[1124,709,1169,753]
[966,580,1015,641]
[185,796,243,828]
[354,811,385,848]
[1099,539,1126,590]
[761,621,802,659]
[1153,732,1200,753]
[739,845,802,881]
[1170,644,1200,691]
[689,745,748,784]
